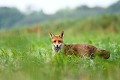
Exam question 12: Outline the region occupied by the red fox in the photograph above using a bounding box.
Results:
[49,31,110,59]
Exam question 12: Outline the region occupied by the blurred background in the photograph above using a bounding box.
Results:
[0,0,120,80]
[0,0,120,34]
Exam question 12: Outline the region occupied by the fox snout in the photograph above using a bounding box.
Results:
[52,43,63,53]
[53,43,62,48]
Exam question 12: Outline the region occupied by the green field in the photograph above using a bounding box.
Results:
[0,15,120,80]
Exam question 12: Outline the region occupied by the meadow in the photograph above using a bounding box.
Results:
[0,15,120,80]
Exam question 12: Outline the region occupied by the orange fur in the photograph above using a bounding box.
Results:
[49,31,110,59]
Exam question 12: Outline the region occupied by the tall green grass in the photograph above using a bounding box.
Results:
[0,30,120,80]
[0,14,120,80]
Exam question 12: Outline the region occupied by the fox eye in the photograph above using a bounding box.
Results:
[53,40,56,43]
[58,40,61,43]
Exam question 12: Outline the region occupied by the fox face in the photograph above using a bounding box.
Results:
[49,31,64,52]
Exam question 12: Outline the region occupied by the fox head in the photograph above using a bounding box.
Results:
[49,31,64,53]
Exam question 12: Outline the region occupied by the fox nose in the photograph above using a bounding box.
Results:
[56,45,59,47]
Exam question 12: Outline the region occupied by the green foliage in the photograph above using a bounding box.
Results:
[73,14,120,33]
[41,14,120,34]
[0,29,120,80]
[0,1,120,79]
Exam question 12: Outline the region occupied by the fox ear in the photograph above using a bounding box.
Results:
[59,31,64,38]
[49,32,54,38]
